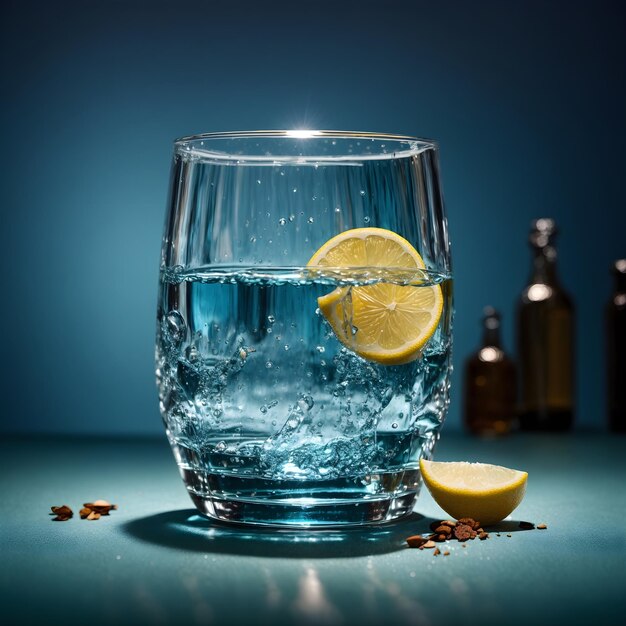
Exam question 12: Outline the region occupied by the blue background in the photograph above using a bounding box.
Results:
[1,0,624,435]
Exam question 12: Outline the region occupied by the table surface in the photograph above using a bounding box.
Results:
[2,434,625,626]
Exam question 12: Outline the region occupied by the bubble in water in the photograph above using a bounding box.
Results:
[364,216,370,223]
[298,394,314,411]
[267,315,276,324]
[284,344,290,351]
[316,346,325,353]
[215,441,227,452]
[392,422,399,429]
[287,418,299,429]
[307,217,314,224]
[256,179,261,184]
[292,188,298,193]
[289,214,295,222]
[278,218,287,226]
[335,207,341,213]
[164,311,186,345]
[265,360,273,369]
[360,190,366,196]
[250,236,257,243]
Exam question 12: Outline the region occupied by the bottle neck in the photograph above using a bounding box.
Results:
[530,245,559,286]
[615,272,626,294]
[482,322,501,348]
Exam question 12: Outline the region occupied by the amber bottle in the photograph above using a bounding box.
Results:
[464,307,517,436]
[517,218,574,431]
[607,259,626,432]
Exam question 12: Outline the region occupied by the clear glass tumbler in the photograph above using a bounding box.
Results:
[156,130,452,527]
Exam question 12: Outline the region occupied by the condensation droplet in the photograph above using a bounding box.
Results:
[391,422,399,429]
[289,214,295,222]
[265,360,273,369]
[278,218,287,226]
[307,217,314,224]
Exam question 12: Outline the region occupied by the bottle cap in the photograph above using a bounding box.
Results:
[529,218,557,248]
[483,306,500,330]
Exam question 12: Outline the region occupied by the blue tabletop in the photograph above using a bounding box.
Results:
[1,434,625,626]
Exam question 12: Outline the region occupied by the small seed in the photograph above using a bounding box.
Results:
[406,535,427,548]
[537,523,548,530]
[50,505,73,521]
[51,505,72,517]
[443,551,450,556]
[479,532,489,540]
[433,548,441,556]
[457,517,480,530]
[453,524,473,541]
[422,541,436,549]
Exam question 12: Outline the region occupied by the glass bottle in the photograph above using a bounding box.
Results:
[464,307,517,436]
[607,259,626,432]
[517,218,574,431]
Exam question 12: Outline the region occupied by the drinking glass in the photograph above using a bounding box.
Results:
[156,130,452,527]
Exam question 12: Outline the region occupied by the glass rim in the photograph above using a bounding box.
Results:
[173,130,437,163]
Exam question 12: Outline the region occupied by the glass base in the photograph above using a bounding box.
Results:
[181,467,421,528]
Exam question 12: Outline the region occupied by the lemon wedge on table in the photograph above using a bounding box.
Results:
[306,228,444,365]
[419,459,528,525]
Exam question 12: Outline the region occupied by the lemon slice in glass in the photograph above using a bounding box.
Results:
[419,459,528,524]
[307,228,443,365]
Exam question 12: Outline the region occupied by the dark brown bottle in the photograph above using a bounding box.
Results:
[517,218,575,431]
[464,307,517,436]
[607,259,626,432]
